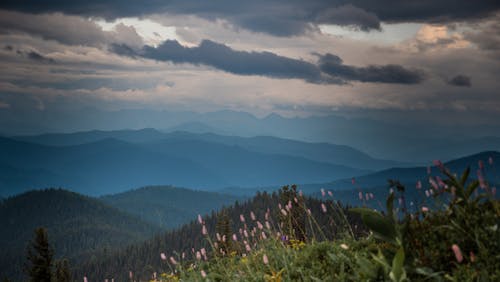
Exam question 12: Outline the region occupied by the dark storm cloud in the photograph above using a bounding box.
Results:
[1,1,499,36]
[447,75,471,87]
[127,39,425,84]
[318,53,424,84]
[142,39,325,82]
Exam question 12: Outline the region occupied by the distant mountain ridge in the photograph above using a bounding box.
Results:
[0,134,369,196]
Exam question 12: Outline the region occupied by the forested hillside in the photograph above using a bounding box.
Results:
[0,189,160,281]
[101,185,243,229]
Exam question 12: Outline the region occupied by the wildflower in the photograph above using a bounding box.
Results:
[244,229,249,238]
[129,271,133,279]
[398,197,403,206]
[421,206,429,212]
[262,231,267,239]
[351,177,356,185]
[84,277,88,282]
[429,178,439,190]
[232,233,237,241]
[170,256,177,265]
[452,244,463,263]
[321,203,327,213]
[265,221,271,229]
[245,243,251,252]
[492,187,496,196]
[200,248,206,256]
[197,214,203,224]
[200,270,207,278]
[281,209,287,216]
[182,252,186,259]
[307,208,312,215]
[365,193,370,201]
[250,211,256,221]
[477,170,486,189]
[257,221,263,230]
[328,191,333,197]
[196,251,201,260]
[202,225,208,235]
[240,214,245,223]
[299,190,303,197]
[427,166,431,174]
[358,191,363,200]
[263,254,269,265]
[489,156,494,165]
[340,243,349,250]
[321,188,326,197]
[216,232,221,241]
[222,235,226,242]
[294,197,298,203]
[416,180,422,189]
[160,253,167,260]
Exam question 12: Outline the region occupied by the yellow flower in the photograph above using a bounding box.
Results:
[264,269,285,282]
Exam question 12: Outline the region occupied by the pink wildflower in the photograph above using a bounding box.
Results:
[263,254,269,265]
[216,232,221,241]
[244,229,249,238]
[170,256,177,265]
[429,178,439,190]
[265,221,271,229]
[416,180,422,189]
[351,177,356,185]
[489,156,493,165]
[240,214,246,223]
[257,221,263,230]
[198,214,203,224]
[281,209,287,216]
[250,211,256,221]
[452,244,463,263]
[202,225,208,235]
[262,231,267,239]
[307,208,312,215]
[160,253,167,260]
[358,191,363,200]
[321,203,327,213]
[365,193,370,201]
[129,271,133,279]
[245,243,251,252]
[328,191,333,197]
[427,166,431,174]
[196,251,201,260]
[321,188,326,197]
[340,243,349,250]
[470,251,476,262]
[478,160,484,170]
[84,277,88,282]
[232,233,238,241]
[200,270,207,278]
[421,206,429,212]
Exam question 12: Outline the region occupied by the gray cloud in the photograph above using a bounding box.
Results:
[447,75,471,87]
[141,39,325,83]
[1,1,499,36]
[318,53,425,84]
[27,51,55,63]
[116,39,425,84]
[0,10,143,47]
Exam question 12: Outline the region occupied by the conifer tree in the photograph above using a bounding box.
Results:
[25,227,53,282]
[54,259,71,282]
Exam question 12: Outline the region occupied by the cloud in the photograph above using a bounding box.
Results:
[125,39,425,84]
[317,53,425,84]
[316,4,381,31]
[447,75,471,87]
[141,39,325,83]
[0,10,143,47]
[1,1,499,37]
[27,51,55,63]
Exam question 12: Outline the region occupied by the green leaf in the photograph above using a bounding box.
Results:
[389,247,406,282]
[351,208,398,244]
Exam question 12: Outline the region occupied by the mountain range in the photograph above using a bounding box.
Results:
[1,128,408,196]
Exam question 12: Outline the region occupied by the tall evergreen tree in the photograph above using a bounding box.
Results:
[25,227,53,282]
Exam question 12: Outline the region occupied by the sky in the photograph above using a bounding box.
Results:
[0,1,500,135]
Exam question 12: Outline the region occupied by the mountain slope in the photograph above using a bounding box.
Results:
[0,189,160,280]
[101,186,244,229]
